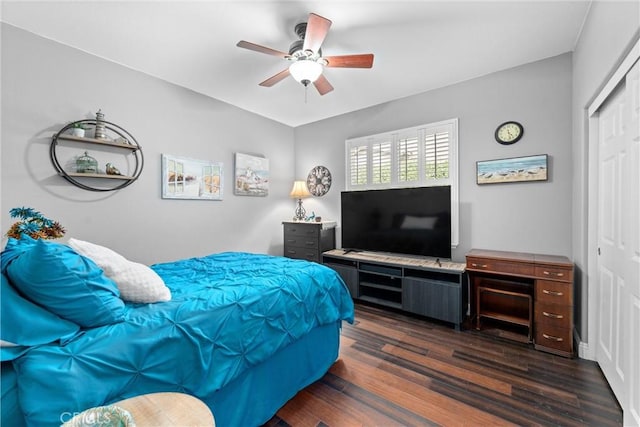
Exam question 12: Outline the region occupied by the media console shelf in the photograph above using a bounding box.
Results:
[322,249,466,329]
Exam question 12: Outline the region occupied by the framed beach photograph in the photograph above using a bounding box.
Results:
[477,154,548,185]
[234,152,269,196]
[161,154,223,200]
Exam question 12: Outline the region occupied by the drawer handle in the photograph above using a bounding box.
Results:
[305,241,315,246]
[471,263,488,268]
[542,311,564,319]
[542,271,564,277]
[542,289,564,296]
[542,333,564,342]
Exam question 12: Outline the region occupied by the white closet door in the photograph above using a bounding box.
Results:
[596,58,640,426]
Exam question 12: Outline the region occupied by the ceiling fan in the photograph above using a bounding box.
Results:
[237,13,374,95]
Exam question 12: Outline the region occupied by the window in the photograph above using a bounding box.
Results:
[372,141,392,184]
[345,118,459,247]
[348,144,368,186]
[425,131,450,179]
[397,135,419,183]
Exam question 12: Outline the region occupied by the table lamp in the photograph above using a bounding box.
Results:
[289,180,311,221]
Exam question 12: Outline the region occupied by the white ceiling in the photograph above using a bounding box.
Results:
[1,1,591,127]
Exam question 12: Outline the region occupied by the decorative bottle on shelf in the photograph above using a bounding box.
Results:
[94,109,107,139]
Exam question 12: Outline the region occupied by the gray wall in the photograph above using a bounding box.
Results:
[294,53,573,263]
[571,2,639,343]
[1,24,295,265]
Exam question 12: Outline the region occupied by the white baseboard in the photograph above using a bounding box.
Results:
[578,341,594,360]
[575,328,595,360]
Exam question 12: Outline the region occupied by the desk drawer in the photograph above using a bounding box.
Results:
[466,257,534,276]
[535,323,572,354]
[535,280,572,305]
[535,303,572,328]
[534,265,573,282]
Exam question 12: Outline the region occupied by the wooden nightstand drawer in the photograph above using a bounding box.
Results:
[284,236,319,249]
[534,265,573,282]
[284,246,320,262]
[535,324,573,355]
[283,223,319,238]
[535,280,572,305]
[466,257,535,276]
[535,302,572,328]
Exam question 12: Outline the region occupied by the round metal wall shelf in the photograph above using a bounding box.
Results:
[50,119,144,192]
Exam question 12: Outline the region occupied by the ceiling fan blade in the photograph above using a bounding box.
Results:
[313,74,334,96]
[303,13,332,53]
[324,54,374,68]
[259,68,291,87]
[237,40,288,58]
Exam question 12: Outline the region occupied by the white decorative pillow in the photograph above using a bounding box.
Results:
[67,238,171,304]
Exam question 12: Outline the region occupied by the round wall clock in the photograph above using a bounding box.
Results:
[306,165,332,197]
[495,121,524,145]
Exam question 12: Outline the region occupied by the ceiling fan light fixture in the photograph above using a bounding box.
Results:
[289,59,323,85]
[237,12,372,96]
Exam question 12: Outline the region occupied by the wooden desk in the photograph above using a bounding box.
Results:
[466,249,574,357]
[115,392,215,426]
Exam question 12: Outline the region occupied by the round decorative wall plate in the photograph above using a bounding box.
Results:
[306,165,332,197]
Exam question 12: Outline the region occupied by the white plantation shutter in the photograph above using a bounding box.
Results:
[397,135,419,183]
[345,118,459,246]
[372,141,392,184]
[424,130,450,180]
[349,144,368,187]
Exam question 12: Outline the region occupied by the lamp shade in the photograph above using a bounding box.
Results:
[289,180,311,198]
[289,60,323,84]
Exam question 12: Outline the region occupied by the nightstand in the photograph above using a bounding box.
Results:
[283,221,336,262]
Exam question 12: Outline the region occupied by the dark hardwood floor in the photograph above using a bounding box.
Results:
[266,303,622,427]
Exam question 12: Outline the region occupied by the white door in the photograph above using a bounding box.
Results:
[596,59,640,426]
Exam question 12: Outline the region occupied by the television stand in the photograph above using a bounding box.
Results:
[322,249,467,329]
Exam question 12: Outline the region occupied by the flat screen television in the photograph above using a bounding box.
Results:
[341,186,451,259]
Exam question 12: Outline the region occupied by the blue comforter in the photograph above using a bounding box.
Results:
[11,252,354,426]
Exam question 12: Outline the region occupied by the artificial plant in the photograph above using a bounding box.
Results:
[5,207,65,240]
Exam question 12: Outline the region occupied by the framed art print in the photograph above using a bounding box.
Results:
[234,152,269,196]
[477,154,548,185]
[162,154,223,200]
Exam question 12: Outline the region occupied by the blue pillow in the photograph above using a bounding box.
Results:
[1,274,82,361]
[0,236,37,273]
[5,239,125,328]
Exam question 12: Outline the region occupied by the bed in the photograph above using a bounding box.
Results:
[1,236,354,427]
